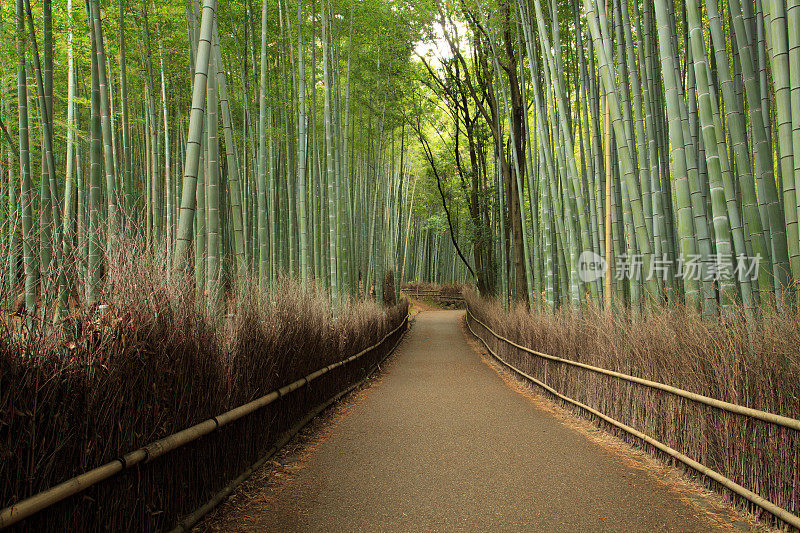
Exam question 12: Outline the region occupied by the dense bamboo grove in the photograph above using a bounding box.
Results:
[0,0,428,326]
[4,0,800,323]
[412,0,800,317]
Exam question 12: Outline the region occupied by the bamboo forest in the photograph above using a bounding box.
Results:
[1,0,799,531]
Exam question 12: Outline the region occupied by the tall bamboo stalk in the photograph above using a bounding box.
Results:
[174,0,216,270]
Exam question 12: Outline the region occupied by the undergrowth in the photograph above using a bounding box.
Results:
[0,238,407,532]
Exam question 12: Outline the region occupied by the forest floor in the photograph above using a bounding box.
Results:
[200,310,766,532]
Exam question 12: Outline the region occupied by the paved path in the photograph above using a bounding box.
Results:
[221,310,742,532]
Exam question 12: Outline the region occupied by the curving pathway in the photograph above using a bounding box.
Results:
[213,310,749,532]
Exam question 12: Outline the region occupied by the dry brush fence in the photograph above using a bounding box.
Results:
[0,277,408,532]
[465,293,800,530]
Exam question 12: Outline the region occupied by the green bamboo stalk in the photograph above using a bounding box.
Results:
[789,0,800,277]
[2,7,18,311]
[142,0,161,242]
[322,0,338,306]
[256,0,269,287]
[120,0,132,213]
[268,110,277,280]
[686,0,736,306]
[37,0,52,296]
[16,0,34,324]
[206,54,221,314]
[158,22,172,252]
[767,0,799,291]
[211,23,246,279]
[619,0,652,242]
[76,69,87,298]
[196,121,207,300]
[57,0,78,320]
[88,14,103,305]
[297,0,310,283]
[174,0,216,270]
